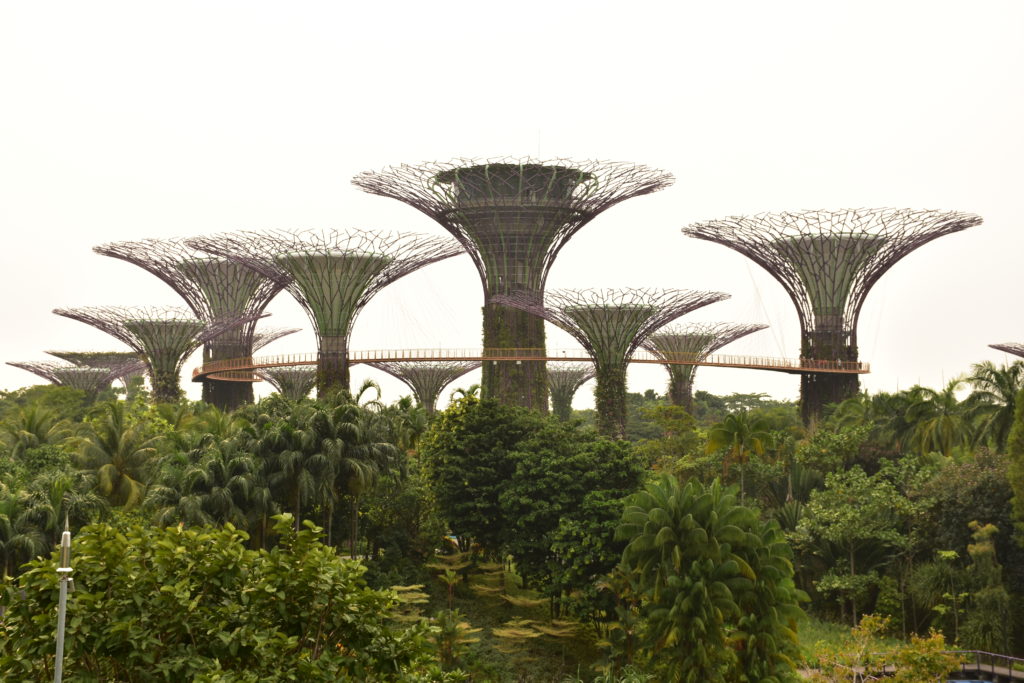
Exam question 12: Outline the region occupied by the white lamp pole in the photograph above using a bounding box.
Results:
[53,518,72,683]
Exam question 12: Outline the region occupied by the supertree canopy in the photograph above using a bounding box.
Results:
[353,157,674,412]
[252,327,301,352]
[187,229,463,397]
[45,350,146,387]
[53,306,261,403]
[990,343,1024,359]
[546,362,596,421]
[368,361,481,416]
[7,361,122,398]
[642,322,767,411]
[494,288,728,437]
[93,237,286,410]
[257,366,317,401]
[683,208,981,424]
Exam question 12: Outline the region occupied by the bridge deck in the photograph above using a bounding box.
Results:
[192,348,870,382]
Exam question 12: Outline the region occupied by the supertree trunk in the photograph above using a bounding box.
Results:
[317,335,350,398]
[800,331,859,425]
[481,301,547,411]
[594,364,628,438]
[202,342,253,410]
[666,366,695,412]
[150,367,184,403]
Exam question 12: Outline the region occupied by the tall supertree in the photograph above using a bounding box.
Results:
[683,209,981,424]
[494,288,728,437]
[53,306,261,403]
[257,366,317,401]
[353,157,674,412]
[547,362,595,421]
[368,361,481,416]
[187,229,463,397]
[6,361,124,398]
[990,343,1024,359]
[641,322,767,412]
[93,237,287,410]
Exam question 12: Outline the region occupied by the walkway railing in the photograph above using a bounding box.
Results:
[193,348,870,381]
[947,649,1024,680]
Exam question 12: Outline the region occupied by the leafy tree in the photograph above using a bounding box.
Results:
[616,475,805,682]
[500,423,644,586]
[419,398,543,551]
[0,515,435,681]
[797,466,910,624]
[961,521,1013,652]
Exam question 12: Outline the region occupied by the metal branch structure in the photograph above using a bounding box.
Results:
[547,362,595,421]
[257,366,317,401]
[6,361,122,398]
[494,288,728,437]
[990,343,1024,360]
[353,157,674,412]
[53,306,262,403]
[45,350,146,387]
[93,237,287,410]
[368,361,481,416]
[683,209,981,424]
[252,327,301,353]
[187,229,463,397]
[642,322,767,411]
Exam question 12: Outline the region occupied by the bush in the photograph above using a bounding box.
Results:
[0,515,434,681]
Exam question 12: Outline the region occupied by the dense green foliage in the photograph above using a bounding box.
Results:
[0,516,433,681]
[1,357,1023,678]
[616,476,805,682]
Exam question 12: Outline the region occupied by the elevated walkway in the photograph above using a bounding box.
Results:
[193,348,870,382]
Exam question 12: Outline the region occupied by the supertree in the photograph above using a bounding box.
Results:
[187,229,463,397]
[45,350,146,388]
[257,366,317,401]
[683,209,981,424]
[546,362,595,421]
[52,306,262,403]
[367,361,481,416]
[641,322,767,412]
[493,288,728,437]
[6,361,124,398]
[990,343,1024,359]
[353,157,674,412]
[93,237,287,410]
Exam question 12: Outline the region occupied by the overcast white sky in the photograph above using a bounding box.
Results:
[2,1,1022,409]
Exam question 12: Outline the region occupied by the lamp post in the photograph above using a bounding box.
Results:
[54,518,72,683]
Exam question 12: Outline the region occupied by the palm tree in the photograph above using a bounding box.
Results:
[147,440,257,529]
[21,471,107,544]
[0,492,46,577]
[965,360,1024,452]
[253,405,327,531]
[76,401,162,508]
[705,410,771,500]
[450,384,480,401]
[1,405,72,458]
[905,378,972,458]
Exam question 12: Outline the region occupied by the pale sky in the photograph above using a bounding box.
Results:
[2,1,1022,409]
